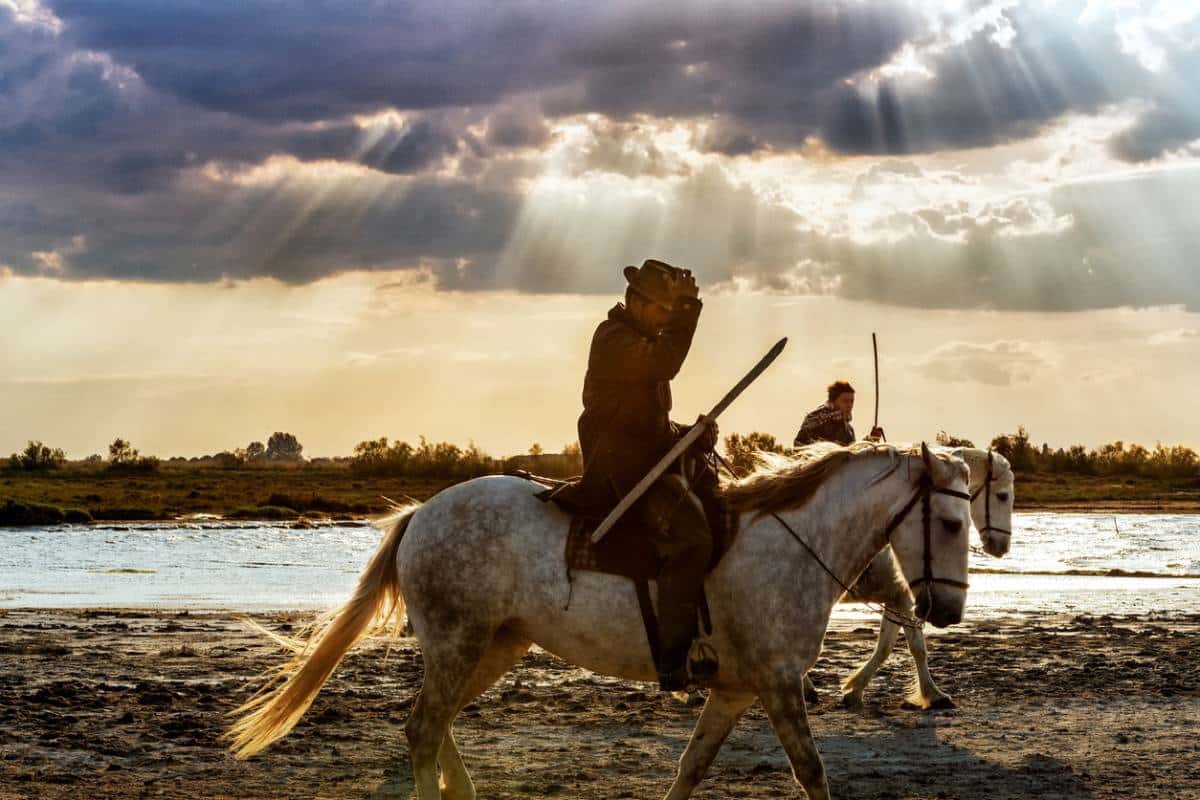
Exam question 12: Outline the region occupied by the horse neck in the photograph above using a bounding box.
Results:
[743,453,916,608]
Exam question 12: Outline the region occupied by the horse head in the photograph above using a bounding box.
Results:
[886,444,972,628]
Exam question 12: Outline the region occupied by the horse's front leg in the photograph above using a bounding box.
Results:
[903,624,955,710]
[663,690,756,800]
[840,616,900,707]
[761,686,830,800]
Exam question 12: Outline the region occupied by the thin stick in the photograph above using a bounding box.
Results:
[872,332,880,431]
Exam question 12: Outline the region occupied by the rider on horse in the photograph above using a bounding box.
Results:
[569,258,719,692]
[794,380,885,447]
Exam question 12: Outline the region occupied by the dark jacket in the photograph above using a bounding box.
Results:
[566,298,703,513]
[794,402,855,447]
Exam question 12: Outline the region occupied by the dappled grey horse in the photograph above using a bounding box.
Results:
[228,443,972,800]
[807,447,1014,709]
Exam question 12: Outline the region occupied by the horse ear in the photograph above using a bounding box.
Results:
[920,441,944,483]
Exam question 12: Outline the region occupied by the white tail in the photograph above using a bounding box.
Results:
[226,504,418,758]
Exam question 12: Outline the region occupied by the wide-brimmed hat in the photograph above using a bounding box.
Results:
[623,259,688,307]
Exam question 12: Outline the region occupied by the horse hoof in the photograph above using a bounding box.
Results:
[930,696,957,710]
[840,694,864,709]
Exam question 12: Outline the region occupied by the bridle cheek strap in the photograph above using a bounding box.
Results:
[886,477,971,594]
[970,448,1012,539]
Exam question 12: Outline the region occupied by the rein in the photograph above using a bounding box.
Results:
[768,471,970,631]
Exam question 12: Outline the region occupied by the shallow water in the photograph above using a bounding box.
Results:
[1,513,1196,614]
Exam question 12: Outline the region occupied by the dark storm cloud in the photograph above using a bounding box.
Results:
[45,0,924,141]
[3,0,1200,301]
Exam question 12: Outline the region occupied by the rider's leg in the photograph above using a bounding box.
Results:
[646,479,712,690]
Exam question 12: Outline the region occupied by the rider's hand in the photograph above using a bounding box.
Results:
[672,270,699,301]
[696,415,718,451]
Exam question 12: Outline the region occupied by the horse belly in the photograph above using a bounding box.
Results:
[508,570,660,683]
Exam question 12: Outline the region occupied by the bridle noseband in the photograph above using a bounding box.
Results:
[884,473,972,594]
[970,449,1012,542]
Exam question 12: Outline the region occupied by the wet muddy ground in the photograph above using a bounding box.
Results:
[1,609,1196,799]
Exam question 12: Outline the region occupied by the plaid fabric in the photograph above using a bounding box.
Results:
[565,515,660,580]
[794,402,855,446]
[562,501,739,581]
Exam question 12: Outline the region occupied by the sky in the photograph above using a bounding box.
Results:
[2,0,1199,458]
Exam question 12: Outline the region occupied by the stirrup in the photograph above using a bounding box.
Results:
[658,641,720,692]
[690,641,719,681]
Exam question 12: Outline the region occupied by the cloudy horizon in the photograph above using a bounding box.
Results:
[3,0,1199,458]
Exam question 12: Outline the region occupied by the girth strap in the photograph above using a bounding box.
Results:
[634,579,662,672]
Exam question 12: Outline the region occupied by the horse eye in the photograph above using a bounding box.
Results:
[940,518,962,535]
[996,492,1010,502]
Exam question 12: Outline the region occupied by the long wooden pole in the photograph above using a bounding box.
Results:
[872,332,880,432]
[590,337,788,544]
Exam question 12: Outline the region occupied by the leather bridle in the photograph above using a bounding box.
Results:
[883,473,972,595]
[765,464,971,630]
[970,449,1012,542]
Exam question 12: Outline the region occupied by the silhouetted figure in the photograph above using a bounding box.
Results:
[571,259,718,691]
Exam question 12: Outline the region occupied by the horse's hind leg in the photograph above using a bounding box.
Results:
[437,629,531,800]
[841,617,900,707]
[761,687,830,800]
[406,628,493,800]
[663,690,755,800]
[902,624,955,710]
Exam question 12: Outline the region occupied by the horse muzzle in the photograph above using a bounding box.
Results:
[913,584,966,628]
[982,529,1011,557]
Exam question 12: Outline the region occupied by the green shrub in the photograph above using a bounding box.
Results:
[229,505,298,520]
[0,500,65,525]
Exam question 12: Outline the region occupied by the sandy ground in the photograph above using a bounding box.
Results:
[0,608,1196,800]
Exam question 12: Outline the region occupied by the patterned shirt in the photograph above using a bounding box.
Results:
[793,402,855,447]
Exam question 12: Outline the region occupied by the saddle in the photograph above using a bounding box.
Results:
[508,469,736,677]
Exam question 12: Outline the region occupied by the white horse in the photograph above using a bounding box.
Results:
[228,443,972,800]
[812,447,1014,709]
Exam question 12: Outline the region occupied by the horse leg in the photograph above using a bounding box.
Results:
[406,630,492,800]
[802,674,819,704]
[662,690,756,800]
[761,687,830,800]
[840,617,901,708]
[902,624,955,710]
[437,629,531,800]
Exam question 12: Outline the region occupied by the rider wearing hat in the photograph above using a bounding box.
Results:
[570,258,718,691]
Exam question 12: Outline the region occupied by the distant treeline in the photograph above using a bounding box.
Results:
[722,429,1200,481]
[10,427,1198,482]
[986,427,1199,479]
[350,437,583,479]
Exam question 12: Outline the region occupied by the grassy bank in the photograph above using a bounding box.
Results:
[0,463,449,526]
[3,462,1200,525]
[1015,473,1200,512]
